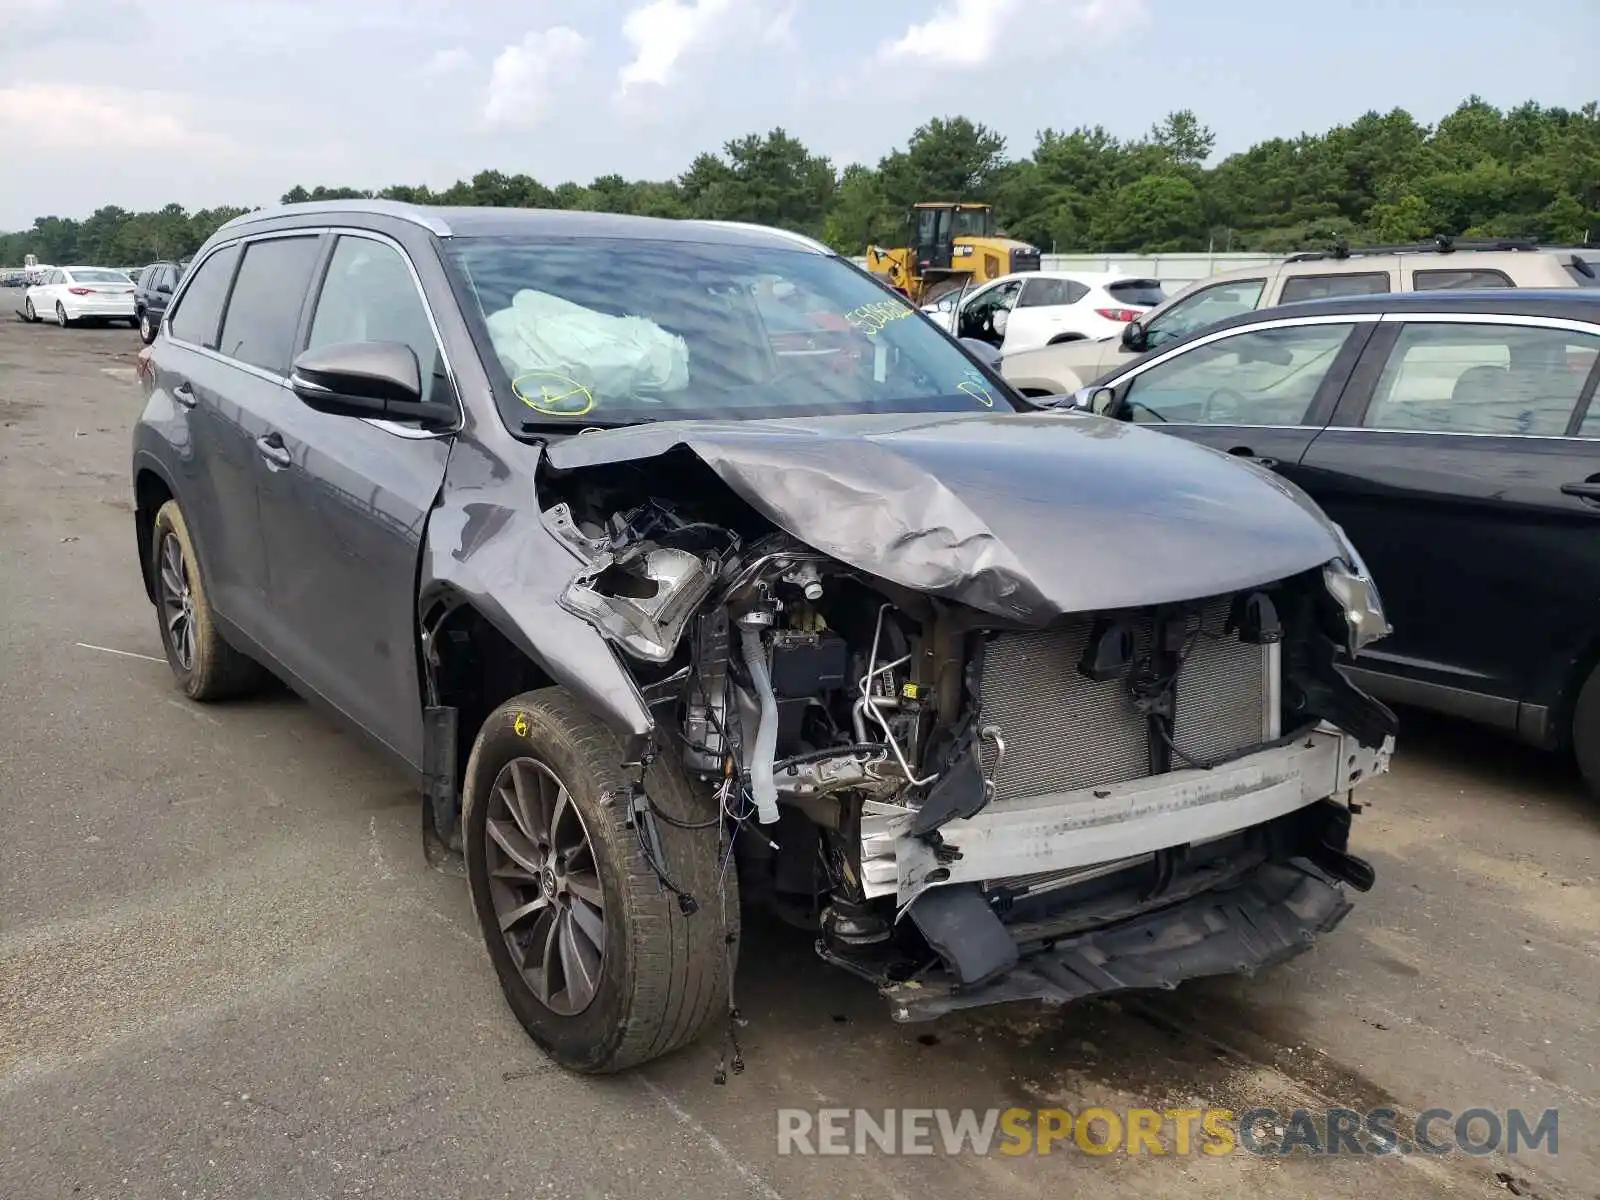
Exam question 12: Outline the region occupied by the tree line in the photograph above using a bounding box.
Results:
[4,96,1596,268]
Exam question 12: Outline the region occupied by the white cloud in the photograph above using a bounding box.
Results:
[618,0,793,93]
[880,0,1145,69]
[423,46,470,75]
[483,27,589,127]
[881,0,1016,68]
[0,85,218,153]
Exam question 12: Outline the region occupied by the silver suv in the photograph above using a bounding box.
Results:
[1003,239,1600,396]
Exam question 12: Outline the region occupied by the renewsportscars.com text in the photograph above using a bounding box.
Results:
[775,1106,1560,1157]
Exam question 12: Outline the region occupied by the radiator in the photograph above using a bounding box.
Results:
[977,598,1278,804]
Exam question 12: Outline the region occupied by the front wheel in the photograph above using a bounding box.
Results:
[1573,666,1600,796]
[138,310,156,343]
[23,297,37,322]
[463,690,735,1073]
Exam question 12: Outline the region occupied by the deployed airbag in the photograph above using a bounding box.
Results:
[487,289,690,403]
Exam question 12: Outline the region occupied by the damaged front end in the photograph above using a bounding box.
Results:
[538,438,1396,1023]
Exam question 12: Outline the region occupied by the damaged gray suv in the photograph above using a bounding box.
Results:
[131,200,1397,1073]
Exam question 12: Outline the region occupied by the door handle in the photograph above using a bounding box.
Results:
[1560,478,1600,505]
[172,382,197,409]
[1228,446,1279,470]
[256,433,292,470]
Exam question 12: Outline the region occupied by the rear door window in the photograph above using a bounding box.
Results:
[1413,268,1513,290]
[217,235,323,374]
[168,245,240,349]
[1279,272,1391,303]
[1363,322,1600,436]
[1018,278,1087,308]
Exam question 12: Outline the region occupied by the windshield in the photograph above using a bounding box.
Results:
[447,236,1015,429]
[951,208,993,237]
[70,269,132,284]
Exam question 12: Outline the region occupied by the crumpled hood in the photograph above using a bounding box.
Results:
[544,410,1343,623]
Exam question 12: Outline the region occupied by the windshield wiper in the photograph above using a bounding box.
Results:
[518,416,650,435]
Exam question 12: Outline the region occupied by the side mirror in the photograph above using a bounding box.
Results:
[290,341,454,428]
[1121,321,1147,352]
[1070,385,1120,416]
[156,282,172,295]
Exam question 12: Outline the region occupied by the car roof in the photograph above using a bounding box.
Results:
[1215,289,1600,329]
[985,269,1151,288]
[215,199,834,254]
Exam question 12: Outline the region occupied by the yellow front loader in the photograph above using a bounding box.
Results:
[866,202,1040,305]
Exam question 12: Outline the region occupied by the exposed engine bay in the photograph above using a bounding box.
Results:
[537,446,1397,1021]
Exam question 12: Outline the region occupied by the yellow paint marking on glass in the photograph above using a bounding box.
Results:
[958,377,996,408]
[844,299,914,337]
[513,370,596,417]
[513,712,529,737]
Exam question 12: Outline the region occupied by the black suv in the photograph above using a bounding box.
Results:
[134,259,188,343]
[1071,289,1600,791]
[131,200,1394,1072]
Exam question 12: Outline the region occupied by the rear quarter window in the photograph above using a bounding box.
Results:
[1564,257,1600,287]
[168,245,240,348]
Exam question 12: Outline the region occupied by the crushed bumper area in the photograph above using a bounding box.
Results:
[882,859,1351,1022]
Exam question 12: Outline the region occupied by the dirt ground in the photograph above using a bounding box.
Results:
[2,295,1596,1200]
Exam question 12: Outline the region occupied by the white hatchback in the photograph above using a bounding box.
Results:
[923,270,1165,355]
[23,266,138,327]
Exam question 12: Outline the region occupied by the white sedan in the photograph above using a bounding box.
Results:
[924,270,1165,355]
[22,266,138,327]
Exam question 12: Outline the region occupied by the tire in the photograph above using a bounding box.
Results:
[23,297,37,323]
[148,500,267,700]
[138,310,156,343]
[463,689,735,1074]
[1573,666,1600,795]
[55,302,70,328]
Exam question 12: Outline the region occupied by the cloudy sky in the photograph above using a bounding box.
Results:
[1,0,1594,231]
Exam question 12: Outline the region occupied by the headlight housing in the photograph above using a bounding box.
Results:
[1322,527,1389,655]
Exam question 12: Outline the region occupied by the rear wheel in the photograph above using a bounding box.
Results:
[1573,666,1600,795]
[463,690,735,1073]
[55,302,70,328]
[148,500,267,700]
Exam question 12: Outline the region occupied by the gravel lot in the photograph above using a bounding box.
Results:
[2,291,1597,1200]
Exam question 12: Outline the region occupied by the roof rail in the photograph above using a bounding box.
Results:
[217,199,453,236]
[1284,235,1543,263]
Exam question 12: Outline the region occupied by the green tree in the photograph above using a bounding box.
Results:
[878,117,1007,211]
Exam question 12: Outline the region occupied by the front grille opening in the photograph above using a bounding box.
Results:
[976,596,1278,804]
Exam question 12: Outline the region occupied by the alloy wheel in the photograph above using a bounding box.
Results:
[156,531,196,671]
[24,298,35,321]
[140,313,152,340]
[55,303,67,328]
[484,756,606,1016]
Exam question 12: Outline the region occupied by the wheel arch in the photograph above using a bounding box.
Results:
[133,461,177,604]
